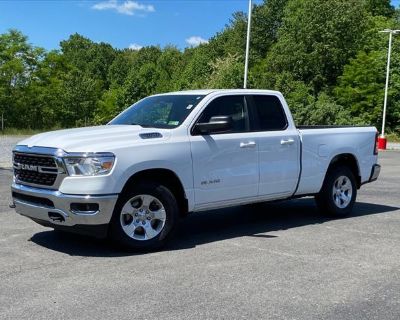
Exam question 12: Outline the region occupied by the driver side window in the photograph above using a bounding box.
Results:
[197,95,249,133]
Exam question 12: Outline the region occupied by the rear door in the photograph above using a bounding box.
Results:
[189,94,259,206]
[247,94,300,198]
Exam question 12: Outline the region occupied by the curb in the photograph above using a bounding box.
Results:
[387,143,400,151]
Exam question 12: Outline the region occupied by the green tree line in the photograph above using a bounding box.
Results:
[0,0,399,134]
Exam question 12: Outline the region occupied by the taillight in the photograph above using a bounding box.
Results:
[374,132,379,155]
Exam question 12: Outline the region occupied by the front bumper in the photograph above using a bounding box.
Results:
[11,182,118,230]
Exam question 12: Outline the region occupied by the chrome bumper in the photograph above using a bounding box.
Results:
[11,183,118,227]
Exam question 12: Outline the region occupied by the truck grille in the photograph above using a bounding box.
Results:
[13,153,58,187]
[13,153,57,168]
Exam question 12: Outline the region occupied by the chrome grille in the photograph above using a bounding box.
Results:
[13,153,58,187]
[13,153,57,168]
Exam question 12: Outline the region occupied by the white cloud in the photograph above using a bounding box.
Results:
[92,0,155,16]
[128,43,143,50]
[185,36,208,47]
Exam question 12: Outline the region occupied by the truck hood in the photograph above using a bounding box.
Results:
[17,125,172,153]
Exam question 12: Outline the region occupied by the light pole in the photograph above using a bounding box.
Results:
[243,0,253,89]
[378,29,400,149]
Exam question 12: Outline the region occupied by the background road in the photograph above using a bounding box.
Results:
[0,136,27,168]
[0,151,399,319]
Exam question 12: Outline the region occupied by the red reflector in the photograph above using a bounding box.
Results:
[377,136,387,151]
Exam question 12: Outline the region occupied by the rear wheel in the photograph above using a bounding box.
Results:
[315,166,357,218]
[110,181,179,251]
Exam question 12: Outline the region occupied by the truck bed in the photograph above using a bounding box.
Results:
[295,125,378,196]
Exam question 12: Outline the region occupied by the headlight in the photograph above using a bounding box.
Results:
[63,154,115,176]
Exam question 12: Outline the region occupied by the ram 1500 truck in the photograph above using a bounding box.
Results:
[11,89,381,250]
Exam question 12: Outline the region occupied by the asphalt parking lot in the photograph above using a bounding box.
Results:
[0,151,399,320]
[0,136,28,168]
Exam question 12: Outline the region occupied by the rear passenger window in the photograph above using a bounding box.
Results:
[252,95,287,131]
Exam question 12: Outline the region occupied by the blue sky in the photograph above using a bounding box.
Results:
[0,0,263,50]
[0,0,399,51]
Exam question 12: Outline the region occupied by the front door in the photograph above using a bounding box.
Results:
[189,95,259,206]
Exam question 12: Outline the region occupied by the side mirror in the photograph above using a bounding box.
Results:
[194,116,233,134]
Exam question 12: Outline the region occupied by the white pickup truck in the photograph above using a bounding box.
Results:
[11,89,380,250]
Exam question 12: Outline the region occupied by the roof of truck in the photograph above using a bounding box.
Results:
[156,89,282,96]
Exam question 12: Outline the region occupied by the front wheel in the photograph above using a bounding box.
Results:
[109,181,179,251]
[315,166,357,218]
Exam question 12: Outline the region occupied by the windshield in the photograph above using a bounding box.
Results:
[109,94,206,129]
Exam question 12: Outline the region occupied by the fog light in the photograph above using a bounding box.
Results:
[70,203,99,214]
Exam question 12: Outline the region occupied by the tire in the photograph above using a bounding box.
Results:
[109,181,179,251]
[315,165,357,218]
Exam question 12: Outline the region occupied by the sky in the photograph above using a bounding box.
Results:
[0,0,399,51]
[0,0,263,51]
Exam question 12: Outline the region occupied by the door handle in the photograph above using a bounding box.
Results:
[280,138,295,145]
[240,141,257,148]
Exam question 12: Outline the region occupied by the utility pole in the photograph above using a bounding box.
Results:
[378,29,400,149]
[243,0,253,89]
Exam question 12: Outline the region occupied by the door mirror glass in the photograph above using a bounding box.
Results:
[194,115,233,134]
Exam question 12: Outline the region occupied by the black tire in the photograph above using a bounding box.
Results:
[109,181,179,251]
[315,165,357,218]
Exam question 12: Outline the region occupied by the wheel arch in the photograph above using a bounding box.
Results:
[324,153,361,189]
[120,168,189,217]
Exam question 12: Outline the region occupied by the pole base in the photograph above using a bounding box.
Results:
[377,136,387,150]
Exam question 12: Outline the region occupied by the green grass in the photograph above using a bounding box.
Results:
[386,132,400,143]
[1,128,44,136]
[0,127,63,136]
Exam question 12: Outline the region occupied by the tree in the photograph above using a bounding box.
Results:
[178,44,214,89]
[293,92,353,126]
[59,69,101,127]
[60,33,116,89]
[365,0,395,18]
[108,50,137,88]
[250,0,289,62]
[94,88,121,125]
[25,50,70,129]
[155,46,184,92]
[0,29,44,128]
[207,54,243,89]
[335,51,386,127]
[265,0,370,93]
[207,12,247,60]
